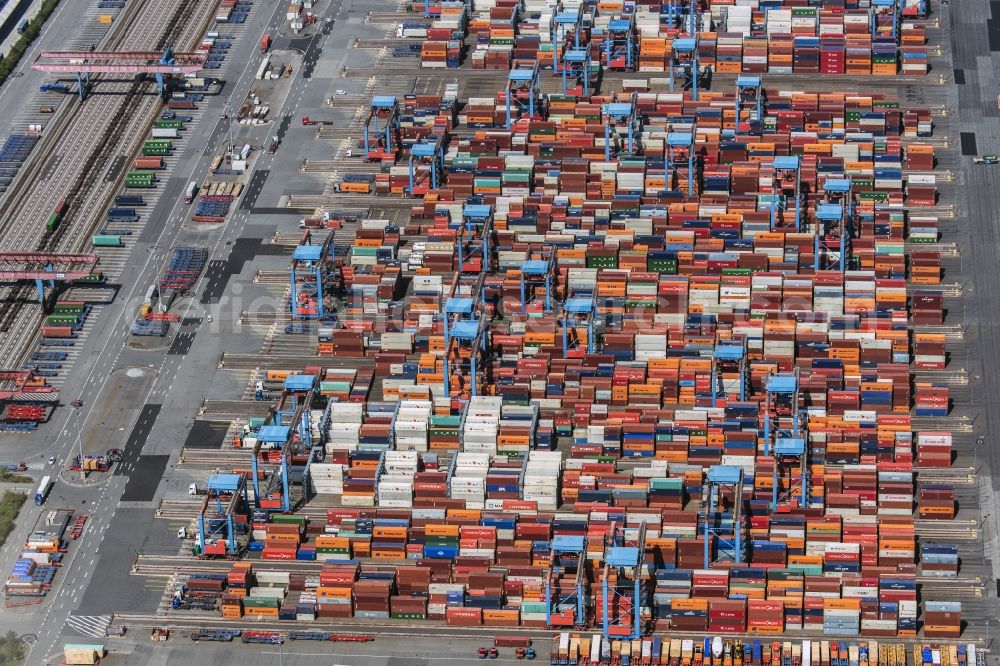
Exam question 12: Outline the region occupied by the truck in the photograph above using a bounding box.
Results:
[184,181,198,204]
[17,19,29,34]
[260,34,271,53]
[35,475,52,505]
[301,116,334,126]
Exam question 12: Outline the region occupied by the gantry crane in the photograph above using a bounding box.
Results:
[363,96,401,161]
[814,178,854,271]
[561,47,595,96]
[195,473,249,558]
[763,372,808,510]
[666,132,696,195]
[407,135,446,196]
[250,373,322,511]
[458,204,494,274]
[442,295,489,400]
[769,156,802,231]
[552,5,584,75]
[710,340,748,407]
[290,230,335,320]
[546,535,588,628]
[0,252,98,305]
[603,99,638,161]
[603,16,636,71]
[735,75,764,134]
[702,465,746,569]
[601,522,647,640]
[33,46,206,100]
[505,63,540,129]
[870,0,900,41]
[561,289,598,356]
[520,251,554,314]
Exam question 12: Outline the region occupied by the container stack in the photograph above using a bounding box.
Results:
[309,463,343,495]
[462,396,503,453]
[395,399,432,451]
[923,601,961,638]
[325,402,363,452]
[377,451,418,508]
[920,544,959,577]
[917,484,955,520]
[523,451,560,511]
[450,452,490,508]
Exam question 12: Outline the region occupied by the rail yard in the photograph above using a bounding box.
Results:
[0,0,998,663]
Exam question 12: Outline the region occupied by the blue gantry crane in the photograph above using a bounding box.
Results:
[870,0,900,41]
[814,178,854,271]
[458,204,494,274]
[735,75,764,134]
[520,251,554,313]
[407,135,446,196]
[710,340,748,406]
[196,472,249,558]
[546,535,588,628]
[768,156,802,231]
[601,522,647,640]
[505,63,540,129]
[289,230,335,320]
[561,289,598,356]
[561,48,594,96]
[250,373,322,511]
[603,100,638,160]
[442,295,489,400]
[763,372,808,510]
[668,37,699,100]
[603,16,636,71]
[363,96,400,161]
[666,132,696,195]
[702,465,746,569]
[552,6,584,74]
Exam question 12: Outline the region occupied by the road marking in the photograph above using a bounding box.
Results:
[64,614,111,639]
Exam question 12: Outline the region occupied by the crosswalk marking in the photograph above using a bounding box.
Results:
[64,614,112,639]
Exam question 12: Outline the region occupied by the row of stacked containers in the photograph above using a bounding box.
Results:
[414,0,928,73]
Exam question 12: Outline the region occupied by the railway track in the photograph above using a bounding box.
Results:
[109,611,994,652]
[0,0,220,374]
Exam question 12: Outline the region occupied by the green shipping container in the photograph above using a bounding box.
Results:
[154,119,183,129]
[46,212,59,232]
[586,255,617,269]
[92,235,124,247]
[271,514,307,525]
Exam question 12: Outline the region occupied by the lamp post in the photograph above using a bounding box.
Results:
[70,399,84,484]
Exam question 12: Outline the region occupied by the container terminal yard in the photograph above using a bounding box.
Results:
[0,0,998,663]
